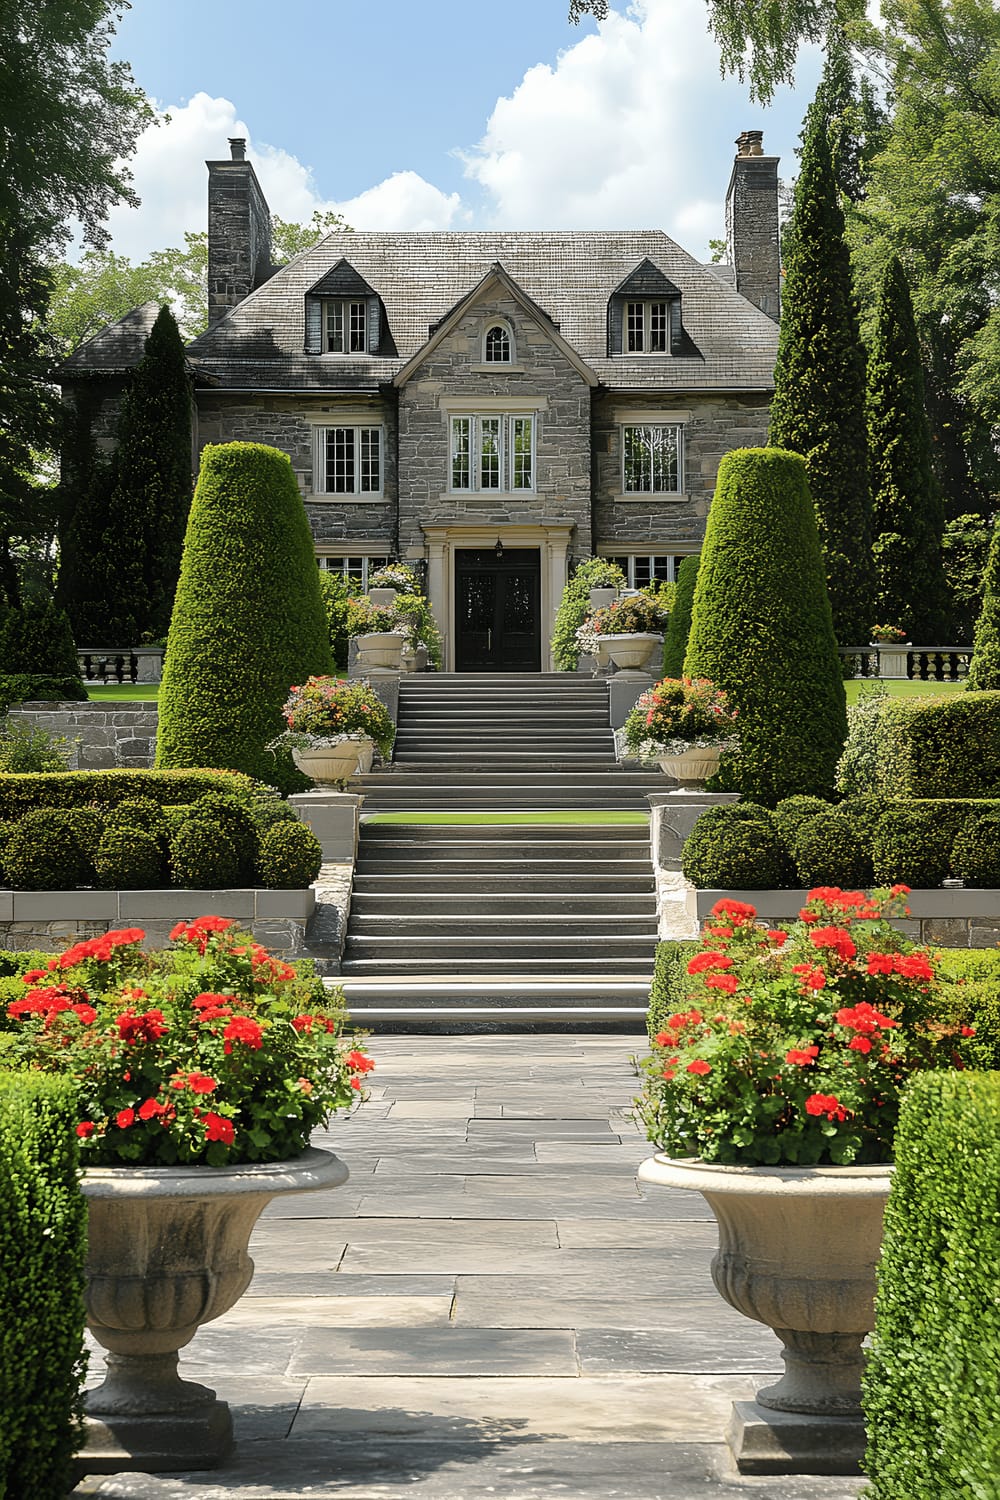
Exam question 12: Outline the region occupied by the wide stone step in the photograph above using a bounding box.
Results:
[359,821,647,838]
[341,955,655,975]
[339,977,650,1013]
[352,872,654,893]
[348,893,655,916]
[343,933,656,958]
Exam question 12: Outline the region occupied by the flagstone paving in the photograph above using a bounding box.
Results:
[75,1035,865,1500]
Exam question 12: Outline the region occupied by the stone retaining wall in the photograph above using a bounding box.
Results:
[0,887,314,957]
[7,701,158,770]
[688,887,1000,950]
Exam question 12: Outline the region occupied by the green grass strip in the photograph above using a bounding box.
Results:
[844,678,964,705]
[86,684,160,701]
[364,810,649,825]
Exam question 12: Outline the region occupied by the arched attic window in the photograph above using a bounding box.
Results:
[483,321,513,363]
[608,259,684,356]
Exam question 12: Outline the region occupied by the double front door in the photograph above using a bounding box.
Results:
[455,549,541,672]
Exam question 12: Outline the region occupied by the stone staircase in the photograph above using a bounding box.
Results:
[338,675,661,1030]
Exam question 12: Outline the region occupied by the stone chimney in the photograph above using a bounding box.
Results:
[725,130,780,323]
[206,138,273,325]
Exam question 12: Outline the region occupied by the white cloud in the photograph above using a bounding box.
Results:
[330,172,463,232]
[95,2,819,265]
[99,93,460,261]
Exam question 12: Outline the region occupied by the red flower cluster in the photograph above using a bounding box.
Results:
[809,926,857,963]
[222,1016,264,1052]
[686,951,734,975]
[170,915,236,953]
[50,928,144,970]
[791,963,827,991]
[117,1008,169,1043]
[805,1093,849,1122]
[866,951,934,982]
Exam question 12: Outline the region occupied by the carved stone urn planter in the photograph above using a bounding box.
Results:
[636,1154,892,1474]
[292,736,374,787]
[657,743,722,788]
[603,632,663,678]
[79,1147,349,1474]
[354,631,404,673]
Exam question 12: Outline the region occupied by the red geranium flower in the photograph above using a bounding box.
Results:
[686,1058,712,1075]
[222,1016,264,1052]
[202,1112,235,1144]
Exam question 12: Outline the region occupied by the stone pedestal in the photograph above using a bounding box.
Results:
[130,647,164,683]
[289,791,363,861]
[874,643,910,679]
[726,1401,866,1475]
[609,673,656,728]
[647,790,741,869]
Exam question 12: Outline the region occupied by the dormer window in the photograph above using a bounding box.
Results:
[609,259,689,357]
[484,323,512,362]
[304,259,397,358]
[325,299,367,354]
[626,301,668,353]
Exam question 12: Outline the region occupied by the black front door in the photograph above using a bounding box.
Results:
[455,549,542,672]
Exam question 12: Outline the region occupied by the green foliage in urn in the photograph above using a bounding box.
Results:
[867,258,948,642]
[623,677,738,757]
[3,920,374,1166]
[966,518,1000,691]
[551,557,626,671]
[274,676,395,759]
[638,887,975,1167]
[156,443,334,793]
[367,563,421,594]
[590,593,667,637]
[863,1072,1000,1498]
[684,448,848,803]
[662,554,700,676]
[0,1073,87,1496]
[769,111,873,644]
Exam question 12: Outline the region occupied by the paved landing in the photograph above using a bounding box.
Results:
[75,1036,865,1500]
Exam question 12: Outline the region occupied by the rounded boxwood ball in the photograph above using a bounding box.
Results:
[951,811,1000,888]
[682,804,794,889]
[95,827,164,890]
[793,810,874,889]
[872,808,951,889]
[4,810,91,891]
[258,821,323,890]
[169,816,240,889]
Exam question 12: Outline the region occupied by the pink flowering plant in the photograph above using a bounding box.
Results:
[271,675,394,758]
[623,676,739,757]
[638,887,976,1166]
[4,918,375,1167]
[870,624,908,644]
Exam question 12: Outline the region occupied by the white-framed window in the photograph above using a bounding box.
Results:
[317,554,391,590]
[622,424,682,494]
[483,323,512,362]
[626,300,668,354]
[450,413,534,492]
[602,554,694,588]
[314,425,383,497]
[324,299,367,354]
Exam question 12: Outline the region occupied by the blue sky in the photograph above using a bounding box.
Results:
[102,0,822,262]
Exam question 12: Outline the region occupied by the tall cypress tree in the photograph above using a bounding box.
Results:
[60,306,192,645]
[106,305,192,640]
[769,108,873,644]
[867,256,948,642]
[966,523,1000,692]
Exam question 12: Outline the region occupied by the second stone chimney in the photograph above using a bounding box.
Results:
[206,138,273,325]
[725,130,780,323]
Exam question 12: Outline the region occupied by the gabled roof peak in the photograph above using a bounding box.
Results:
[613,258,682,300]
[307,258,377,299]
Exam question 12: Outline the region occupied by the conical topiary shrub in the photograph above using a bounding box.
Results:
[684,448,847,804]
[662,553,700,676]
[156,443,334,791]
[966,521,1000,692]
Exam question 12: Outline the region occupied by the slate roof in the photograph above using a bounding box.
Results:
[58,300,161,376]
[64,234,779,394]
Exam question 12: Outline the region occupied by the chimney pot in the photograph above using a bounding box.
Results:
[736,129,765,158]
[229,137,247,161]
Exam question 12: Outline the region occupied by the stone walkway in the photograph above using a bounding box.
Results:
[76,1036,865,1500]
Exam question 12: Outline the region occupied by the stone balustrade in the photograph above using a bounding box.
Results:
[77,647,164,684]
[838,644,974,682]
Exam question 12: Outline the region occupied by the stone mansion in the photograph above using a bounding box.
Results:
[59,133,780,672]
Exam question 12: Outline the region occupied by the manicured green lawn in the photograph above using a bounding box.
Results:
[365,810,649,825]
[86,684,160,701]
[844,678,964,705]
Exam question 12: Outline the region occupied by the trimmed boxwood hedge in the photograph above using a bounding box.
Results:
[863,1072,1000,1498]
[935,949,1000,1070]
[0,1072,87,1496]
[661,554,699,677]
[0,768,260,820]
[647,939,699,1041]
[156,442,334,792]
[257,820,323,889]
[792,808,873,889]
[875,691,1000,798]
[871,806,953,889]
[684,448,847,804]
